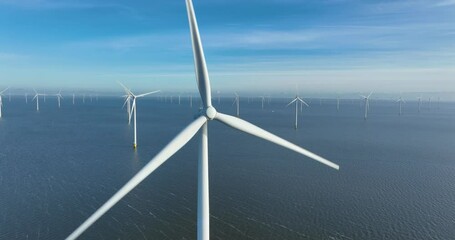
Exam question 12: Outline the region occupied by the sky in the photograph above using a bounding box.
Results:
[0,0,454,94]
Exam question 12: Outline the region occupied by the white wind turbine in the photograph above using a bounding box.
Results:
[0,87,9,118]
[32,89,46,112]
[396,96,405,116]
[119,83,160,148]
[259,96,265,109]
[66,1,339,239]
[25,93,28,104]
[286,95,309,129]
[360,92,372,120]
[233,92,240,116]
[55,90,63,108]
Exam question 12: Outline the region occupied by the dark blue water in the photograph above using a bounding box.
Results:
[0,96,454,239]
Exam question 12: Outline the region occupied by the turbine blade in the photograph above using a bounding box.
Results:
[128,99,136,123]
[0,87,9,94]
[286,98,297,107]
[122,97,129,109]
[367,92,373,98]
[215,113,339,170]
[136,90,161,98]
[298,98,309,107]
[186,0,212,108]
[117,81,134,96]
[65,116,207,240]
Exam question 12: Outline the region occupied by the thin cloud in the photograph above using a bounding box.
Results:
[434,0,455,6]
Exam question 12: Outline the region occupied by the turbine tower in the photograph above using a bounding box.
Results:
[0,87,9,118]
[233,92,239,116]
[336,96,340,111]
[360,92,372,120]
[286,95,309,129]
[66,1,339,239]
[119,83,160,148]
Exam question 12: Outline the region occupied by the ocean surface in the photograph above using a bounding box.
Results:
[0,96,454,240]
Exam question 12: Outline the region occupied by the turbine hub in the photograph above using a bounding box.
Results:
[205,106,217,120]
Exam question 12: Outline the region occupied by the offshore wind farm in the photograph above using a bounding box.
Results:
[1,0,455,240]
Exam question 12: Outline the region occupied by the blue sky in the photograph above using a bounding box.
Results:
[0,0,454,94]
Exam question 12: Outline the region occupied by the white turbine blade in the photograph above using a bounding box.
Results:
[186,0,212,108]
[360,95,366,99]
[297,98,309,107]
[367,92,373,98]
[121,97,130,109]
[136,90,161,98]
[215,113,339,170]
[128,99,136,124]
[117,81,130,93]
[66,116,207,240]
[0,87,9,95]
[117,81,134,96]
[32,94,38,101]
[286,98,297,107]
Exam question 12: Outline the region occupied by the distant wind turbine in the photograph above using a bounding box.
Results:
[0,87,9,118]
[232,92,239,116]
[65,1,339,239]
[55,90,63,108]
[337,96,340,111]
[25,93,28,104]
[417,96,422,113]
[259,96,265,109]
[119,83,160,148]
[286,95,309,129]
[360,92,373,120]
[32,89,46,112]
[396,96,406,116]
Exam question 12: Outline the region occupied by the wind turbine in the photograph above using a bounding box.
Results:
[396,96,405,116]
[119,83,160,148]
[360,92,372,120]
[286,95,309,129]
[232,92,239,116]
[25,93,28,104]
[0,87,9,118]
[336,96,340,112]
[66,1,339,239]
[72,93,75,105]
[417,96,422,113]
[32,89,46,112]
[259,96,265,109]
[55,90,63,108]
